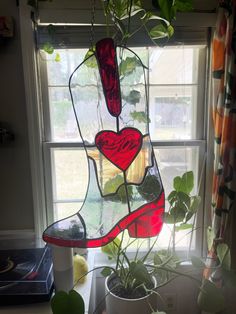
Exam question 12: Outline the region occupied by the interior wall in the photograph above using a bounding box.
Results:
[0,0,34,231]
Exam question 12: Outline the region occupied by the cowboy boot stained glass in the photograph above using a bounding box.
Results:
[43,38,165,248]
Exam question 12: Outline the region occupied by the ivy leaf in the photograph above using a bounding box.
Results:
[167,190,177,205]
[43,42,54,54]
[130,111,150,123]
[175,0,193,12]
[158,0,172,21]
[149,24,169,39]
[189,196,201,213]
[141,11,169,26]
[51,290,85,314]
[101,267,113,277]
[55,53,61,62]
[177,191,190,208]
[170,205,186,223]
[217,243,231,271]
[164,212,175,224]
[119,56,139,76]
[125,90,141,105]
[68,290,85,314]
[198,279,225,312]
[137,174,161,201]
[167,24,174,37]
[173,171,194,194]
[101,237,121,259]
[129,261,152,286]
[84,48,97,68]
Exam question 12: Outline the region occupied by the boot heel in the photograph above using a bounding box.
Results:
[127,192,165,238]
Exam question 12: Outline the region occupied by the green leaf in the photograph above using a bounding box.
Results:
[151,312,167,314]
[101,267,113,277]
[137,174,161,201]
[167,24,174,37]
[55,53,61,62]
[119,56,139,76]
[167,190,177,205]
[130,111,150,123]
[170,205,186,223]
[110,0,143,20]
[43,42,54,54]
[164,212,175,224]
[101,237,121,258]
[217,243,231,270]
[173,171,194,194]
[51,291,69,314]
[125,90,141,105]
[84,48,97,68]
[182,171,194,193]
[51,290,85,314]
[207,226,215,251]
[175,223,193,231]
[184,211,194,223]
[191,256,205,268]
[198,279,225,312]
[141,11,169,26]
[149,24,169,39]
[129,261,152,286]
[177,191,190,208]
[189,196,201,213]
[68,290,85,314]
[154,250,180,269]
[175,0,193,12]
[158,0,172,21]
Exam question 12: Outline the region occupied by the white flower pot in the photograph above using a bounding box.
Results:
[105,275,157,314]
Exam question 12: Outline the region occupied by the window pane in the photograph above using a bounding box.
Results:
[47,49,88,86]
[52,148,88,201]
[54,202,83,221]
[149,85,198,140]
[154,146,199,197]
[49,87,81,141]
[149,47,199,85]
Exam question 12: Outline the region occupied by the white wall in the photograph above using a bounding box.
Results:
[0,0,34,231]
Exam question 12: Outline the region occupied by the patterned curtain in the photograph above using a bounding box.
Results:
[204,0,236,279]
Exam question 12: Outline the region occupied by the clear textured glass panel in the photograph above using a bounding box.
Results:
[49,87,81,141]
[149,47,199,84]
[46,49,88,86]
[149,85,198,140]
[52,148,88,201]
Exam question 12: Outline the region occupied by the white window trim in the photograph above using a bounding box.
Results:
[19,0,214,255]
[19,0,47,237]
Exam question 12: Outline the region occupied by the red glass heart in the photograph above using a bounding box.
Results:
[95,128,143,171]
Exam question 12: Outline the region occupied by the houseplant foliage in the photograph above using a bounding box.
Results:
[50,171,235,313]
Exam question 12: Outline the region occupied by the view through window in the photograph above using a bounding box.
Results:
[41,45,207,252]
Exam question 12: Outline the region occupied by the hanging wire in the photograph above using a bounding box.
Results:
[90,0,96,49]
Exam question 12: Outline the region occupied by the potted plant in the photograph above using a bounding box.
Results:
[50,170,235,314]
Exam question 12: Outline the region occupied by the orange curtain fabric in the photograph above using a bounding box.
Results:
[204,0,236,279]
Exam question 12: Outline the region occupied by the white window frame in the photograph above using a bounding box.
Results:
[19,0,215,257]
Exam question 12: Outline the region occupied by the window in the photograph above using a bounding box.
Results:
[40,43,207,254]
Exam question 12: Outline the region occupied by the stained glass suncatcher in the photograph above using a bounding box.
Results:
[43,38,165,248]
